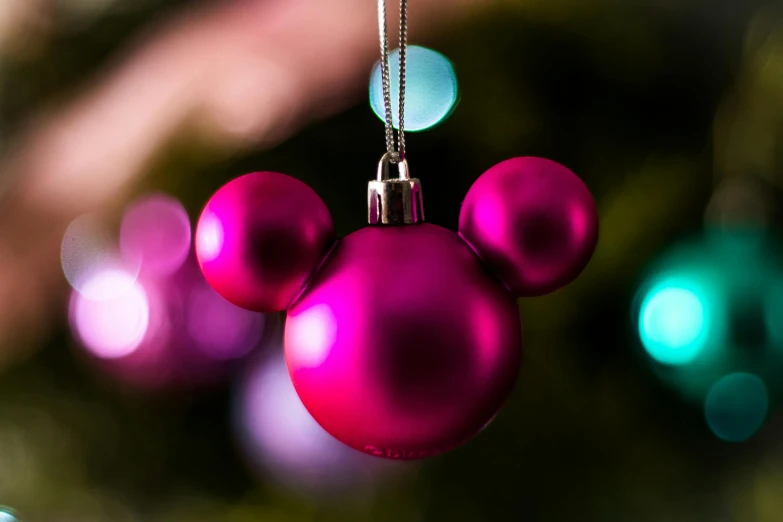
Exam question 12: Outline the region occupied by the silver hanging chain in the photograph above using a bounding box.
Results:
[377,0,408,163]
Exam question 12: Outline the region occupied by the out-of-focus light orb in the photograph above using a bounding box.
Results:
[766,280,783,345]
[0,507,18,522]
[186,283,264,360]
[120,193,191,277]
[705,372,768,442]
[639,283,708,365]
[62,214,140,300]
[632,229,783,405]
[369,46,458,131]
[71,270,149,359]
[236,354,402,497]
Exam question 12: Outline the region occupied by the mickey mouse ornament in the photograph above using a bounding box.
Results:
[196,154,597,459]
[195,0,598,459]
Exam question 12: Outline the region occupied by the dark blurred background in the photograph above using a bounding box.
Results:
[2,0,783,521]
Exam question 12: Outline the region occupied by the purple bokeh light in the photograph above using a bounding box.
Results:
[70,254,270,392]
[235,353,407,497]
[186,282,265,360]
[120,193,192,278]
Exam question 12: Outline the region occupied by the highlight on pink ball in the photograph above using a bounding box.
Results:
[120,193,192,277]
[70,269,150,359]
[185,282,265,360]
[459,156,599,297]
[235,354,405,496]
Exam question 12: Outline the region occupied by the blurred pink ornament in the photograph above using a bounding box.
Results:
[120,193,192,278]
[195,172,335,312]
[236,353,405,496]
[459,157,599,296]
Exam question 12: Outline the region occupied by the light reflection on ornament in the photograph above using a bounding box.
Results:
[120,193,191,277]
[705,372,768,442]
[195,209,224,263]
[71,270,149,359]
[186,282,264,360]
[638,282,708,365]
[236,353,404,496]
[284,304,336,368]
[61,214,140,300]
[0,507,18,522]
[369,45,458,131]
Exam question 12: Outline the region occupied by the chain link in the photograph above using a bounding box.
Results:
[377,0,408,163]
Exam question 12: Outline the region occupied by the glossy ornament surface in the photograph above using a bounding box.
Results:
[195,172,335,312]
[196,156,597,459]
[459,157,599,296]
[285,224,521,458]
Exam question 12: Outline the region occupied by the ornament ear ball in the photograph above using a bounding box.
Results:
[195,172,335,313]
[458,157,599,297]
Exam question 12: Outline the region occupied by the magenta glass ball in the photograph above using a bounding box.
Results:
[459,157,598,297]
[195,172,335,312]
[285,224,521,459]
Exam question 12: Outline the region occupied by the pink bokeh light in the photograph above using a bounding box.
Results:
[70,270,150,359]
[120,193,192,277]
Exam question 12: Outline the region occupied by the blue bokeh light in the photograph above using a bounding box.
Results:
[638,281,710,365]
[705,372,768,442]
[369,46,458,131]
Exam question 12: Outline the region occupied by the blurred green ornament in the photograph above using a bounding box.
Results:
[632,228,783,440]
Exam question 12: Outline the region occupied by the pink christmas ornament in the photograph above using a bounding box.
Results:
[286,224,521,458]
[196,155,597,459]
[459,157,599,297]
[195,172,335,312]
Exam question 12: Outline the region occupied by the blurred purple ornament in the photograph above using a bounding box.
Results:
[236,352,406,497]
[459,157,599,296]
[120,193,192,278]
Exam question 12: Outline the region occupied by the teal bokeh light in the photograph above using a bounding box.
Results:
[0,507,18,522]
[369,46,459,131]
[639,284,708,365]
[705,372,768,442]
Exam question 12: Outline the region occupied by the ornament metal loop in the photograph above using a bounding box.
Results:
[376,151,410,181]
[369,154,424,225]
